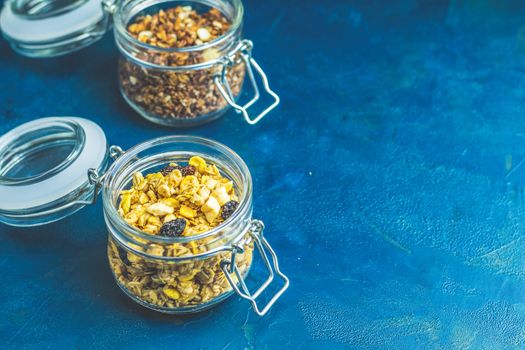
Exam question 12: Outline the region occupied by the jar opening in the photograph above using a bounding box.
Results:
[11,0,90,20]
[0,119,85,186]
[102,136,253,253]
[114,0,244,55]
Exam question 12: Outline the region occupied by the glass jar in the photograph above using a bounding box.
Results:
[103,135,289,314]
[0,0,279,127]
[0,117,289,315]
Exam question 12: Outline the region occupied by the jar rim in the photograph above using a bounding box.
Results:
[102,135,252,246]
[113,0,244,55]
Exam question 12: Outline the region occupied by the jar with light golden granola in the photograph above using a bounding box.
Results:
[108,154,255,312]
[114,0,279,127]
[103,136,289,315]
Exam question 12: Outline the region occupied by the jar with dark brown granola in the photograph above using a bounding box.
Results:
[113,0,280,127]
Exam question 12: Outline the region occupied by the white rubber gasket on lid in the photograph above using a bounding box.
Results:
[0,0,104,43]
[0,117,107,211]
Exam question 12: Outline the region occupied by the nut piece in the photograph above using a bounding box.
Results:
[203,48,220,61]
[202,196,220,223]
[146,203,174,216]
[138,30,153,42]
[157,183,171,198]
[197,28,211,41]
[212,186,230,206]
[163,214,176,223]
[203,177,218,190]
[198,186,211,202]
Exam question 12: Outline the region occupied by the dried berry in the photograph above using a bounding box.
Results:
[118,246,131,265]
[160,165,177,176]
[160,164,195,176]
[221,200,239,220]
[179,165,195,176]
[160,218,186,237]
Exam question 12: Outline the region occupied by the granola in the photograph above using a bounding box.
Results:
[119,6,246,124]
[108,156,253,311]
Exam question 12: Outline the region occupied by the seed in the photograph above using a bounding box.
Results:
[159,218,187,237]
[221,200,239,220]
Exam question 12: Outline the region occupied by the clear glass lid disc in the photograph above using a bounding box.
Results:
[0,0,109,57]
[0,117,108,226]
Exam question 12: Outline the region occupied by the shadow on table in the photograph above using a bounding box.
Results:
[2,223,256,328]
[111,285,254,328]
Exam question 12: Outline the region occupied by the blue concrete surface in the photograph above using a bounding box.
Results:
[3,0,525,348]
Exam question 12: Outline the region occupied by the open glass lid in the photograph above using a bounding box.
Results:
[0,0,111,57]
[0,117,110,227]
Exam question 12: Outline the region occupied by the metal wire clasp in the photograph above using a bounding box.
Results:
[213,39,280,125]
[220,219,290,316]
[101,0,117,15]
[77,145,125,206]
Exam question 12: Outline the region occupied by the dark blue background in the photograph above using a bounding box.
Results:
[3,0,525,348]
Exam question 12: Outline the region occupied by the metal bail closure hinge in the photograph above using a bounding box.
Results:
[213,40,280,125]
[72,145,125,207]
[101,0,117,15]
[109,145,125,160]
[220,220,290,316]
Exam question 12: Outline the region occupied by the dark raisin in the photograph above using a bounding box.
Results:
[160,218,187,237]
[117,246,131,265]
[160,164,195,177]
[221,200,239,220]
[160,165,177,176]
[179,165,195,176]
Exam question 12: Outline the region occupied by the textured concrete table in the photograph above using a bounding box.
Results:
[3,0,525,348]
